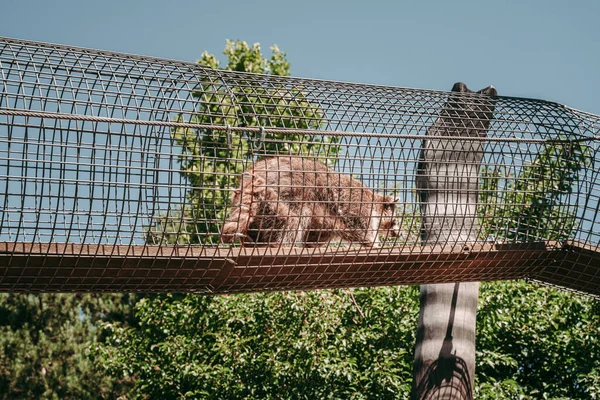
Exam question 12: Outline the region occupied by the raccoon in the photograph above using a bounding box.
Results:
[221,156,401,247]
[416,82,498,244]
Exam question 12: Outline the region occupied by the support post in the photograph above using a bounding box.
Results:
[412,83,497,400]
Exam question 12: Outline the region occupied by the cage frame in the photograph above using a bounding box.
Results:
[0,36,598,296]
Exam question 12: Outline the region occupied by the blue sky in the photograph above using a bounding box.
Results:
[2,0,600,114]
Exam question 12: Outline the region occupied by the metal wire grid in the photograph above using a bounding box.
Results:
[0,36,598,294]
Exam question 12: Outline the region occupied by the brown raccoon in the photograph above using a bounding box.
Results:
[221,156,400,247]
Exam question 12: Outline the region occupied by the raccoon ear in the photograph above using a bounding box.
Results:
[451,82,469,93]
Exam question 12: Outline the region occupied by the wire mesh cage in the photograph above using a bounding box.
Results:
[0,37,598,294]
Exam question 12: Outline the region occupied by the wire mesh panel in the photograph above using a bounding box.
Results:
[0,36,598,294]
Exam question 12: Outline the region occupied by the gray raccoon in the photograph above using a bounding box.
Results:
[221,156,400,247]
[416,82,498,244]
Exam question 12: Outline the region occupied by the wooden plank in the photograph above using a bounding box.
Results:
[529,241,600,297]
[0,241,580,293]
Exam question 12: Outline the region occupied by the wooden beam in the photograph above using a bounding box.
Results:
[0,241,586,294]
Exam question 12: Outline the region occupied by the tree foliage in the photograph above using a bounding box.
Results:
[90,282,600,399]
[475,281,600,399]
[92,288,419,399]
[480,139,592,242]
[0,293,134,399]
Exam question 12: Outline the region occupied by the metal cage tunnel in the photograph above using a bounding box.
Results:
[0,37,599,295]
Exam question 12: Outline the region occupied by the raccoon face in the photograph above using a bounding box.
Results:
[379,217,401,238]
[379,197,401,238]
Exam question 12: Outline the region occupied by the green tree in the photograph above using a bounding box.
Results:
[480,139,592,242]
[92,288,419,399]
[92,284,600,399]
[475,281,600,399]
[147,40,338,245]
[0,293,134,399]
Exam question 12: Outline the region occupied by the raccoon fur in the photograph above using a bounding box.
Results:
[221,156,400,247]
